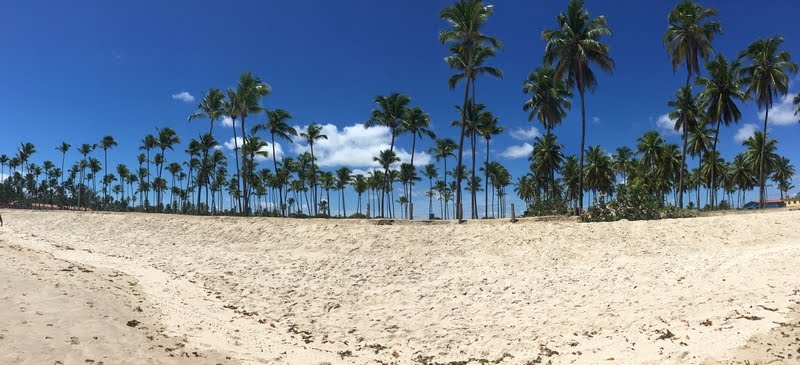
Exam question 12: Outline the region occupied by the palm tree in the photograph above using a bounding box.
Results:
[0,154,8,181]
[742,131,779,201]
[400,106,435,218]
[739,37,798,207]
[366,92,410,217]
[318,171,335,217]
[477,113,503,218]
[351,174,368,215]
[255,108,296,216]
[55,142,70,187]
[98,135,117,206]
[771,156,795,200]
[335,167,352,217]
[139,134,158,208]
[422,164,439,218]
[188,88,226,135]
[116,164,130,210]
[530,134,565,200]
[429,138,457,219]
[76,143,93,208]
[522,66,572,135]
[440,0,502,221]
[583,146,614,204]
[543,0,614,211]
[730,154,756,208]
[373,149,400,217]
[794,93,800,120]
[300,123,327,215]
[697,54,746,207]
[663,0,721,89]
[637,131,666,195]
[612,146,634,185]
[231,72,270,216]
[155,127,180,211]
[667,86,702,207]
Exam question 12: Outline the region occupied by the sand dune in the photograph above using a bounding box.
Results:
[1,209,799,364]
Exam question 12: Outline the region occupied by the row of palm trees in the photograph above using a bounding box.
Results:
[517,128,795,211]
[3,0,799,218]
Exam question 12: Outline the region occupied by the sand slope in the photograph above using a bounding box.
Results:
[1,209,799,364]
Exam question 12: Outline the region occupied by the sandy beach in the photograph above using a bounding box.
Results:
[1,209,799,364]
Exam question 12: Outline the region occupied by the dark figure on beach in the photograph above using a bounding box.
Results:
[0,214,3,227]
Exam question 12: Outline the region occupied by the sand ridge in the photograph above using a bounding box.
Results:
[1,209,799,364]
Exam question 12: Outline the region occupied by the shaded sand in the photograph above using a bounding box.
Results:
[1,209,800,364]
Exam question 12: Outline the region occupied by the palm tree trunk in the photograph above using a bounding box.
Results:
[578,88,587,213]
[679,126,688,209]
[271,134,284,216]
[231,118,241,215]
[409,134,416,220]
[484,138,490,219]
[455,77,470,222]
[711,120,721,209]
[759,108,769,208]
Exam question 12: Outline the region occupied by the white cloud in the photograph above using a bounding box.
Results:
[0,173,7,182]
[656,114,679,134]
[291,123,432,169]
[592,116,601,124]
[500,143,533,159]
[509,126,541,141]
[734,123,758,143]
[759,93,800,126]
[219,116,236,127]
[223,137,284,162]
[171,91,195,103]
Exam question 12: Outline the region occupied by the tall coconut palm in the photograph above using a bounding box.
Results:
[422,164,439,218]
[373,150,400,217]
[55,142,70,186]
[530,134,565,200]
[667,86,702,208]
[542,0,614,211]
[612,146,634,185]
[637,131,666,195]
[155,127,180,212]
[300,123,327,215]
[399,107,435,219]
[351,175,368,215]
[663,0,721,88]
[697,54,746,207]
[452,101,485,218]
[76,143,94,208]
[742,131,779,202]
[222,90,242,213]
[335,167,352,217]
[366,93,410,216]
[771,156,795,200]
[188,88,226,135]
[0,154,8,181]
[429,138,458,219]
[522,66,572,135]
[440,0,502,221]
[98,135,117,206]
[739,37,797,207]
[255,109,296,216]
[139,134,158,208]
[231,72,270,215]
[477,113,502,218]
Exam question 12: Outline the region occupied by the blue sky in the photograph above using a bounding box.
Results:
[1,0,799,214]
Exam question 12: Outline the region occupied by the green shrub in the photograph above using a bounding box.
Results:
[580,186,694,222]
[525,198,570,217]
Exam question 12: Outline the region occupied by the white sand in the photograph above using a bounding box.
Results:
[1,209,799,364]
